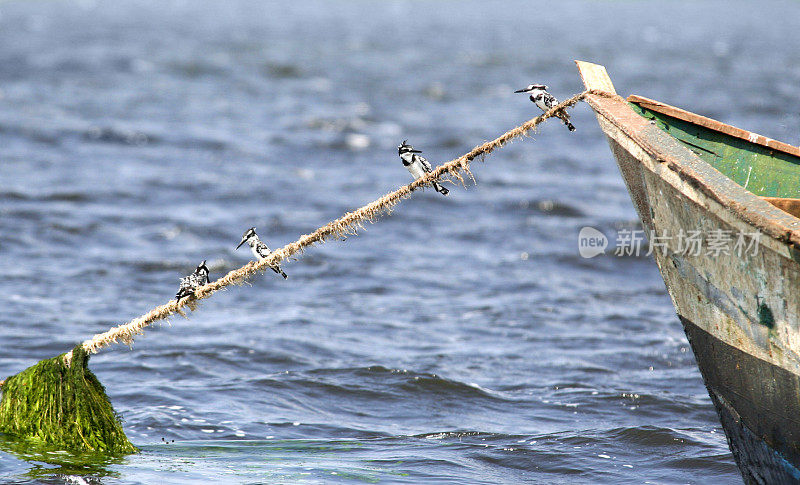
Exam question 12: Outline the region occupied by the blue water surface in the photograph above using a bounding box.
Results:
[3,0,800,483]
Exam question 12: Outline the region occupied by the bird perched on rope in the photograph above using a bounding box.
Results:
[236,227,288,279]
[515,84,575,132]
[175,260,211,301]
[397,140,449,196]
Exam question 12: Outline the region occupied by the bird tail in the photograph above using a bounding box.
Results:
[432,182,449,196]
[557,111,576,132]
[272,265,288,279]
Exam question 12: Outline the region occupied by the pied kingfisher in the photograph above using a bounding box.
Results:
[397,140,449,196]
[515,84,575,132]
[175,260,211,301]
[236,227,288,279]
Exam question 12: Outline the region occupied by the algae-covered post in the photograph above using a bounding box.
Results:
[0,345,136,454]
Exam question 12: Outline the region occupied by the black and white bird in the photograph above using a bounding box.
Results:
[397,140,449,196]
[515,84,575,132]
[175,260,211,301]
[236,227,288,279]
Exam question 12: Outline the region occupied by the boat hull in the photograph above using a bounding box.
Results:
[600,118,800,484]
[683,316,800,483]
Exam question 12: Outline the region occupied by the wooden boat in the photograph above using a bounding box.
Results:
[576,60,800,484]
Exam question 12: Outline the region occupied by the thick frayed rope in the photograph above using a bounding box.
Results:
[63,89,612,364]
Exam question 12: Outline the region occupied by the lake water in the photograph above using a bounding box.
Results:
[2,1,799,483]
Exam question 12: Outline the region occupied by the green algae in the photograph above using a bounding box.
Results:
[0,345,136,455]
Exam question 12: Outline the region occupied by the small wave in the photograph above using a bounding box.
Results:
[508,198,585,217]
[81,125,229,151]
[261,62,304,79]
[132,260,189,272]
[300,366,507,402]
[0,191,91,202]
[166,60,228,79]
[415,430,485,440]
[48,221,99,235]
[605,425,708,448]
[0,191,30,201]
[82,126,154,146]
[0,122,61,145]
[45,193,90,202]
[399,374,500,399]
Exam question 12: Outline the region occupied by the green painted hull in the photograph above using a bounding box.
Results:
[629,102,800,198]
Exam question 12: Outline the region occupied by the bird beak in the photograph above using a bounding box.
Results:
[409,149,422,153]
[236,238,246,250]
[514,88,527,93]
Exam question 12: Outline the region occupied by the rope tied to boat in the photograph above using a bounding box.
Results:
[60,88,617,366]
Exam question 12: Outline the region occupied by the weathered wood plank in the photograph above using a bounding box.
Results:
[764,197,800,219]
[575,60,617,95]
